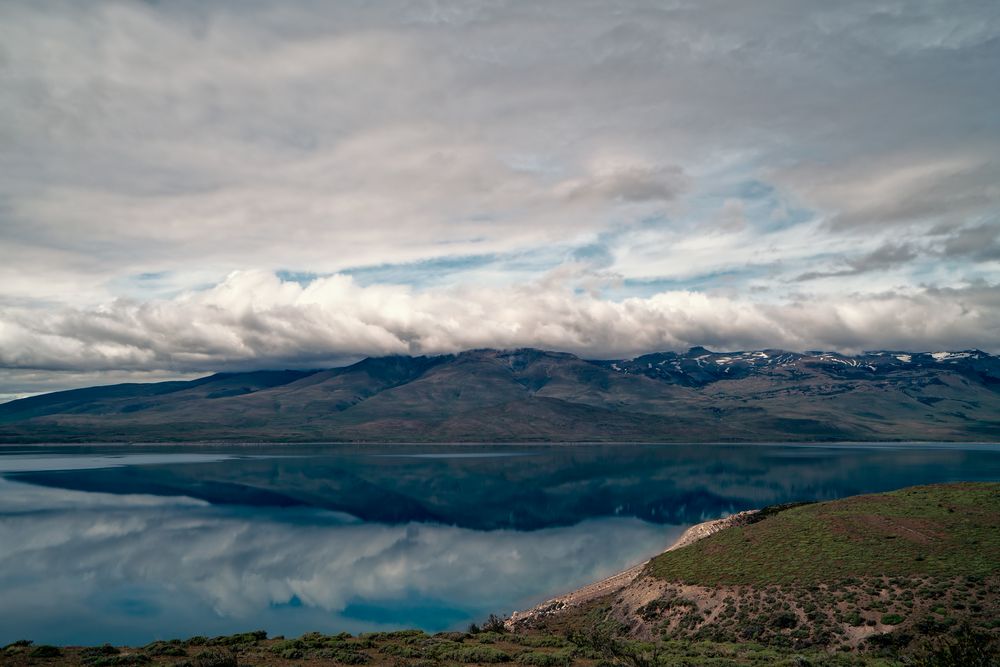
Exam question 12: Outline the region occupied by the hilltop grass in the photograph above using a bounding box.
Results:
[646,483,1000,586]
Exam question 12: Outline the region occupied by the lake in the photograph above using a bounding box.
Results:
[2,442,999,646]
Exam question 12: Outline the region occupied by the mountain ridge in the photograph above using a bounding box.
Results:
[1,347,998,443]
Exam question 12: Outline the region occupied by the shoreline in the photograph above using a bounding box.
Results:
[505,509,759,630]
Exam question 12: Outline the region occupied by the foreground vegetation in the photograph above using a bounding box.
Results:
[6,625,997,667]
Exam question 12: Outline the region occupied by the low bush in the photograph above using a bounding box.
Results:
[519,635,569,649]
[28,645,62,659]
[87,654,151,667]
[80,644,120,663]
[189,647,237,667]
[909,624,999,667]
[771,611,798,629]
[845,611,864,627]
[206,630,266,647]
[143,640,186,656]
[516,650,572,667]
[3,640,33,653]
[443,644,512,663]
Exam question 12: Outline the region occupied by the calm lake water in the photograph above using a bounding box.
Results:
[2,442,1000,645]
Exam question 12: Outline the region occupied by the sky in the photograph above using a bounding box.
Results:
[1,0,999,398]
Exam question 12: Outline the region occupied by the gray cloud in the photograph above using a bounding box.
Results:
[559,163,690,203]
[795,243,920,281]
[938,222,1000,261]
[786,157,1000,231]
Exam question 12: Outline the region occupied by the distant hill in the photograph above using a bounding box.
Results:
[1,347,999,442]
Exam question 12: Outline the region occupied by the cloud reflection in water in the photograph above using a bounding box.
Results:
[0,478,676,645]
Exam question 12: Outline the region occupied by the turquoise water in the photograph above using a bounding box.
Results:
[1,442,999,645]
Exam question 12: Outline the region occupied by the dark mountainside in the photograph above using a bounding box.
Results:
[1,348,999,443]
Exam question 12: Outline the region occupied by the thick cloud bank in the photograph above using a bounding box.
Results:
[1,271,998,377]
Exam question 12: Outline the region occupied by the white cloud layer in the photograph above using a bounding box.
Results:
[1,271,998,382]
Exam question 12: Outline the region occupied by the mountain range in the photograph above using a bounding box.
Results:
[1,347,999,443]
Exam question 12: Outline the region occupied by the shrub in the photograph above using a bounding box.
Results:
[29,645,62,658]
[864,630,914,654]
[909,624,999,667]
[80,644,120,663]
[443,645,512,663]
[3,640,33,652]
[771,611,798,629]
[917,616,953,635]
[519,635,568,649]
[516,651,571,667]
[269,639,302,653]
[483,614,508,634]
[190,647,237,667]
[87,654,151,667]
[330,649,369,664]
[881,613,905,625]
[207,630,265,647]
[380,643,423,659]
[143,640,186,656]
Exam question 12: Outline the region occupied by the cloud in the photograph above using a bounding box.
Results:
[783,157,1000,231]
[557,162,690,204]
[937,223,1000,261]
[0,271,998,383]
[795,243,919,281]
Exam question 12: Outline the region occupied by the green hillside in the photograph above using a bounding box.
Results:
[647,483,1000,585]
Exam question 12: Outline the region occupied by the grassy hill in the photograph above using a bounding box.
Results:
[646,483,1000,585]
[584,483,1000,659]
